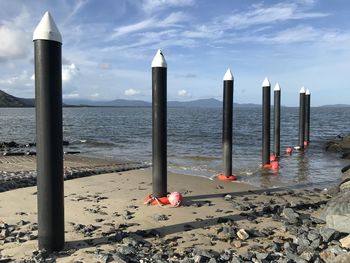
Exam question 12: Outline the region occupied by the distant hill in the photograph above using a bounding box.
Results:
[0,89,261,108]
[318,104,350,108]
[0,90,34,107]
[65,98,260,108]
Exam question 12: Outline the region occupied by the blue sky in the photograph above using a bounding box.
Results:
[0,0,349,106]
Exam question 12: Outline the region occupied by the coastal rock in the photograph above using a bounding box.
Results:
[326,215,350,233]
[340,235,350,249]
[331,253,350,263]
[236,229,249,240]
[319,227,339,242]
[319,190,350,220]
[281,208,300,224]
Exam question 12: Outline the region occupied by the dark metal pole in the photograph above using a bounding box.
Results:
[152,50,167,198]
[273,83,281,157]
[298,87,306,149]
[262,78,271,166]
[33,12,64,251]
[305,89,311,144]
[223,69,233,176]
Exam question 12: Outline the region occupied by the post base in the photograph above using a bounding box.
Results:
[144,194,170,206]
[216,174,238,181]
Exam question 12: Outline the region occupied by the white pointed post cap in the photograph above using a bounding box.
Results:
[151,49,167,68]
[223,68,233,81]
[306,89,310,95]
[262,77,270,87]
[33,11,62,43]
[300,86,306,93]
[274,82,281,91]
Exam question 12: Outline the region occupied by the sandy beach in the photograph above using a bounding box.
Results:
[2,160,349,262]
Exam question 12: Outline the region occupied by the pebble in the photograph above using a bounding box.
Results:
[236,229,249,240]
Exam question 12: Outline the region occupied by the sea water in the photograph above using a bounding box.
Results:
[0,106,349,188]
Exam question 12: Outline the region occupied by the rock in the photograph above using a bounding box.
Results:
[231,240,242,248]
[224,194,232,200]
[300,250,314,261]
[285,251,308,263]
[331,253,350,263]
[340,234,350,249]
[340,180,350,192]
[326,214,350,233]
[319,191,350,221]
[319,227,339,242]
[236,229,249,240]
[307,230,320,241]
[281,208,299,224]
[194,255,210,263]
[153,214,169,221]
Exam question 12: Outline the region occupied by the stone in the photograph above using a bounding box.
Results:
[285,251,307,263]
[319,227,338,242]
[194,255,210,263]
[326,215,350,233]
[153,214,169,221]
[319,191,350,221]
[236,229,249,240]
[300,250,314,261]
[340,234,350,249]
[281,208,299,224]
[331,253,350,263]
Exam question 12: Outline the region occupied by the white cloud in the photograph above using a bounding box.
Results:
[90,92,100,98]
[63,93,79,98]
[112,12,188,38]
[62,63,80,82]
[0,25,30,62]
[220,3,328,30]
[142,0,194,12]
[177,89,191,97]
[0,70,32,86]
[124,88,141,96]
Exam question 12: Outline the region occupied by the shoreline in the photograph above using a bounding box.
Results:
[1,167,349,262]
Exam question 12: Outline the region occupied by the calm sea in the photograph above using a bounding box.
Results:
[1,107,349,188]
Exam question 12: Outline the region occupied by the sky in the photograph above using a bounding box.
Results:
[0,0,350,106]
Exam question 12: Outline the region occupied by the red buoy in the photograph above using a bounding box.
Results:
[286,147,293,155]
[270,154,276,162]
[271,161,279,169]
[216,174,238,181]
[144,195,170,206]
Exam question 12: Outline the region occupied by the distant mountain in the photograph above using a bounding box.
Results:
[64,98,260,108]
[63,98,151,107]
[318,104,350,108]
[0,90,34,107]
[0,89,261,108]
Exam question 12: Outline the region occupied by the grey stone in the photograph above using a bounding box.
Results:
[194,255,210,263]
[331,253,350,263]
[319,227,338,242]
[326,215,350,233]
[300,250,314,261]
[285,251,308,263]
[282,208,300,224]
[319,191,350,221]
[307,231,320,241]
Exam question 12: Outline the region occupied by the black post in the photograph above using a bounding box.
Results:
[152,50,167,198]
[305,89,311,144]
[33,12,64,251]
[262,78,271,166]
[273,83,281,157]
[298,87,306,149]
[223,69,233,176]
